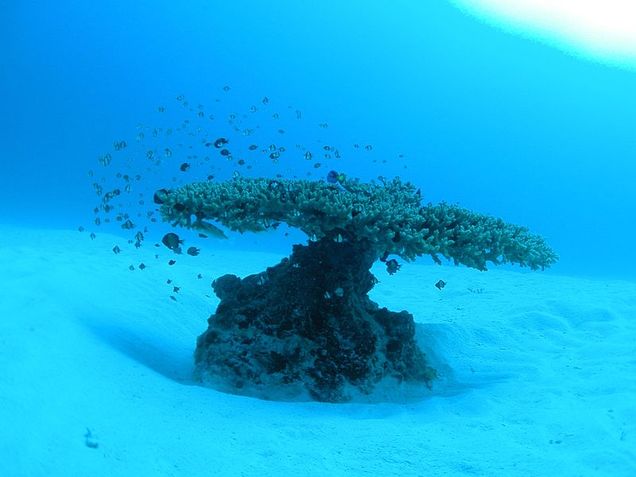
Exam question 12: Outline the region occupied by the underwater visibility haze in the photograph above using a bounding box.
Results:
[1,1,635,476]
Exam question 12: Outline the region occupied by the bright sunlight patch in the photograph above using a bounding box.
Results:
[451,0,636,68]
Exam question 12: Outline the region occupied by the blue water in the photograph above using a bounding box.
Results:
[3,0,636,280]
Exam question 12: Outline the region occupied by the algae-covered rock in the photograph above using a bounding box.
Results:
[158,175,557,402]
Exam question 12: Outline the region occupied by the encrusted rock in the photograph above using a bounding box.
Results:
[194,238,435,402]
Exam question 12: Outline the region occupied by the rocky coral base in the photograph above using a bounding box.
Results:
[194,238,436,402]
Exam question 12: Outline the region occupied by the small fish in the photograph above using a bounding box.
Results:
[113,140,127,151]
[98,153,112,166]
[220,149,231,157]
[112,245,121,254]
[187,246,200,256]
[194,220,227,239]
[78,226,85,232]
[326,170,341,183]
[89,233,96,240]
[173,286,180,293]
[248,144,258,151]
[169,295,177,301]
[167,279,172,284]
[162,233,183,254]
[168,259,176,266]
[385,259,400,275]
[179,163,190,172]
[269,152,280,160]
[129,265,135,271]
[435,280,446,290]
[121,219,135,230]
[139,263,146,270]
[198,233,208,238]
[197,273,203,279]
[214,137,228,148]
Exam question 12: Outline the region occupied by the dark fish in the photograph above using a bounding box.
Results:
[162,233,183,254]
[197,273,203,279]
[326,170,340,184]
[173,286,180,293]
[153,188,171,204]
[129,265,135,271]
[220,148,230,157]
[187,247,200,256]
[248,144,258,151]
[214,137,228,148]
[78,226,85,232]
[180,163,190,172]
[89,233,96,240]
[169,296,177,301]
[139,263,146,270]
[166,279,172,284]
[435,280,446,290]
[385,259,400,275]
[121,219,135,230]
[168,259,176,266]
[112,245,121,254]
[198,233,208,238]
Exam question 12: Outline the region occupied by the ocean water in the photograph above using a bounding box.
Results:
[2,1,635,476]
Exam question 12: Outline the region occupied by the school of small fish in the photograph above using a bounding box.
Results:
[81,85,411,301]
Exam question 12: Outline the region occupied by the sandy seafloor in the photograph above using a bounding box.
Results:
[0,226,634,477]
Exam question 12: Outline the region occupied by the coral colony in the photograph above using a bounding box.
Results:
[89,92,557,402]
[155,175,557,402]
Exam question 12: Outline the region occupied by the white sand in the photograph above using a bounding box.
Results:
[0,226,634,476]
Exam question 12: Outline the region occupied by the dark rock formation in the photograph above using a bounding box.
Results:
[194,237,436,402]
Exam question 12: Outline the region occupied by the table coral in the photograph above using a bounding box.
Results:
[158,176,557,402]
